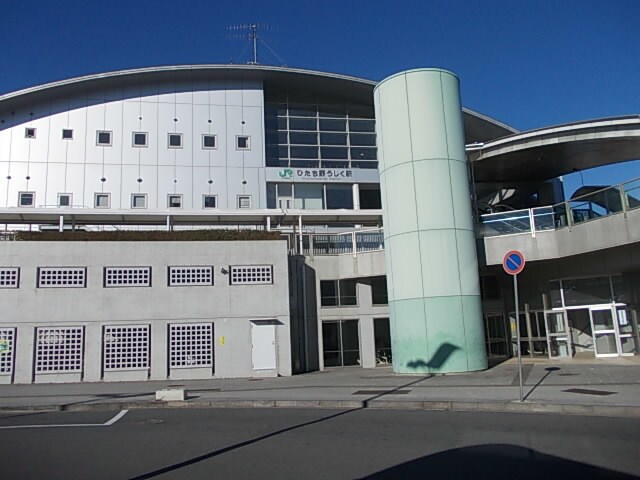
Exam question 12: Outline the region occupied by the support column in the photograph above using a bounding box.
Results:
[374,68,487,373]
[352,183,360,210]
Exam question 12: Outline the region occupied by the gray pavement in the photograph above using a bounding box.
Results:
[1,357,640,417]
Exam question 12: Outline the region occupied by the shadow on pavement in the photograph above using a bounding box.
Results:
[357,444,639,479]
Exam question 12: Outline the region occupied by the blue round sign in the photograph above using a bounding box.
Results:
[503,250,525,276]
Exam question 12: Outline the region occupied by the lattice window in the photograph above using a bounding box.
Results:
[37,267,86,288]
[169,323,214,369]
[229,265,273,285]
[104,267,151,287]
[35,327,84,373]
[103,325,150,371]
[0,328,16,375]
[0,267,20,288]
[168,266,214,287]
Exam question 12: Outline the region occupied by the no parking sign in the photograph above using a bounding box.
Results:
[502,249,525,402]
[503,250,525,276]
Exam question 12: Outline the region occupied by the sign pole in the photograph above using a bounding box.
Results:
[514,273,523,402]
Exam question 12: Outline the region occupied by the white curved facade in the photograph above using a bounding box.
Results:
[0,79,266,210]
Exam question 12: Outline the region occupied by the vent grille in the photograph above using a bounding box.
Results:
[0,267,20,288]
[37,267,86,288]
[35,327,84,373]
[169,323,214,369]
[103,325,150,371]
[168,266,214,286]
[229,265,273,285]
[0,328,16,374]
[104,267,151,287]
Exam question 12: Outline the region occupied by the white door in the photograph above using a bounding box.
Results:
[251,320,277,370]
[589,307,619,357]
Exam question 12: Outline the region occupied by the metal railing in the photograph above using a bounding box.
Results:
[479,177,640,238]
[288,228,385,256]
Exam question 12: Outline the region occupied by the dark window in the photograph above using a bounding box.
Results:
[168,134,182,148]
[320,147,348,159]
[320,279,357,306]
[480,276,500,300]
[359,184,382,209]
[133,132,147,147]
[289,117,316,131]
[350,147,377,160]
[202,135,217,149]
[371,276,388,305]
[319,119,346,131]
[320,133,347,146]
[62,129,73,140]
[25,128,36,138]
[374,318,392,365]
[322,320,360,367]
[289,132,317,145]
[326,184,353,209]
[348,119,375,132]
[320,280,338,307]
[290,146,318,159]
[97,131,112,145]
[203,195,217,208]
[349,133,376,146]
[236,136,250,150]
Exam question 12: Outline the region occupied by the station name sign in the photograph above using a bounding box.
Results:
[265,167,380,184]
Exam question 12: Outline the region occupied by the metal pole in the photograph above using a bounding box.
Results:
[514,274,524,401]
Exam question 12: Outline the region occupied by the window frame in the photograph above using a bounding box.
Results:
[202,194,218,209]
[202,134,217,150]
[18,191,35,208]
[25,128,36,139]
[131,193,148,209]
[168,194,183,209]
[96,130,112,146]
[62,129,73,140]
[237,195,252,209]
[236,135,251,150]
[132,131,148,148]
[94,192,111,209]
[320,279,358,307]
[57,193,73,208]
[168,133,183,149]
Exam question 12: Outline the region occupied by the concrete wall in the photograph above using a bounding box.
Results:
[0,240,291,383]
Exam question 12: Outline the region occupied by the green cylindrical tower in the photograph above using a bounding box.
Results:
[374,68,487,374]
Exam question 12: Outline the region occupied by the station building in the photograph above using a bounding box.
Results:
[0,65,638,383]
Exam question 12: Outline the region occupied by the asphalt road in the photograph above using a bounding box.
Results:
[0,408,638,479]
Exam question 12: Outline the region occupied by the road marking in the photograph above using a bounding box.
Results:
[0,409,129,430]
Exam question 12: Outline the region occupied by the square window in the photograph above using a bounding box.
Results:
[168,194,183,208]
[203,195,217,209]
[58,193,72,207]
[237,195,251,209]
[62,129,73,140]
[18,192,35,207]
[131,194,147,209]
[94,193,111,208]
[202,134,217,149]
[168,133,183,148]
[132,132,148,147]
[97,131,112,146]
[25,128,36,139]
[236,135,250,150]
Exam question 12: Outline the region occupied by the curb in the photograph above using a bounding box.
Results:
[2,399,640,418]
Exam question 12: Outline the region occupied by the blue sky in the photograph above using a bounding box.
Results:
[1,0,638,194]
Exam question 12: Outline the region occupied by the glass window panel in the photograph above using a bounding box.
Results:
[289,118,317,131]
[350,147,377,160]
[320,133,348,146]
[339,279,357,306]
[612,276,627,303]
[549,281,563,308]
[277,132,288,144]
[546,312,567,334]
[592,309,614,331]
[326,184,353,209]
[348,105,374,118]
[374,318,392,350]
[290,160,319,168]
[341,320,360,351]
[288,105,316,117]
[322,322,340,351]
[320,147,348,159]
[290,146,318,159]
[277,117,287,130]
[289,132,318,145]
[351,161,378,169]
[278,183,292,197]
[320,281,338,307]
[371,276,388,305]
[595,333,618,354]
[265,131,279,144]
[323,350,342,367]
[319,105,346,118]
[348,119,376,132]
[349,133,377,146]
[562,277,612,306]
[266,183,276,208]
[341,350,360,366]
[294,183,323,209]
[322,160,350,169]
[319,119,347,131]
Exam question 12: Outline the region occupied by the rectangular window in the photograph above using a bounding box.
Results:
[96,130,112,146]
[168,194,183,208]
[104,267,152,287]
[168,133,183,148]
[0,267,20,288]
[94,193,111,208]
[371,276,388,305]
[103,325,150,371]
[37,267,87,288]
[18,192,35,207]
[0,328,16,374]
[237,195,251,209]
[62,129,73,140]
[168,266,214,286]
[169,323,214,369]
[320,279,357,307]
[131,194,147,209]
[57,193,72,207]
[236,135,250,150]
[132,132,148,147]
[229,265,273,285]
[203,195,217,209]
[25,127,36,138]
[202,134,217,149]
[35,327,84,373]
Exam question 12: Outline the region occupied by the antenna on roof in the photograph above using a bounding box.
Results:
[227,23,285,66]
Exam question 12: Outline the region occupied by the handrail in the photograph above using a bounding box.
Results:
[479,176,640,238]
